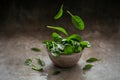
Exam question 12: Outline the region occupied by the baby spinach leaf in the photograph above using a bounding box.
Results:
[31,65,43,71]
[54,4,63,20]
[67,10,84,30]
[80,41,91,48]
[24,59,32,66]
[64,45,74,54]
[47,26,68,36]
[86,57,100,63]
[53,70,61,75]
[83,64,93,70]
[74,46,82,53]
[31,48,41,52]
[36,58,45,66]
[52,32,62,42]
[67,34,82,41]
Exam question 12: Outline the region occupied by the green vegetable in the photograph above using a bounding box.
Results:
[36,58,45,66]
[67,34,82,41]
[80,41,91,48]
[52,32,62,42]
[64,45,74,54]
[53,70,61,75]
[31,48,41,52]
[83,64,93,70]
[24,59,32,66]
[47,26,68,36]
[86,57,100,63]
[31,65,43,71]
[54,4,63,20]
[67,10,84,30]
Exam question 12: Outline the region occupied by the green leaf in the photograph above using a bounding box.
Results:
[31,47,41,52]
[36,58,45,66]
[47,26,68,36]
[67,10,84,30]
[52,32,62,41]
[31,65,43,71]
[53,70,61,75]
[64,45,74,54]
[67,34,82,41]
[54,4,63,20]
[86,57,100,63]
[24,59,32,66]
[83,64,93,70]
[80,41,91,48]
[74,46,82,53]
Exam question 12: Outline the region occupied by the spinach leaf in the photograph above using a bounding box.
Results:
[54,4,63,20]
[24,59,32,66]
[86,57,100,63]
[64,45,74,54]
[67,10,84,30]
[80,41,91,48]
[52,32,62,42]
[31,65,43,71]
[83,64,93,70]
[31,48,41,52]
[53,70,61,75]
[67,34,82,41]
[47,26,68,36]
[36,58,45,66]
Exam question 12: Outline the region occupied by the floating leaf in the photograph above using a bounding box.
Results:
[54,4,63,19]
[67,34,82,41]
[36,58,45,66]
[64,45,74,54]
[47,26,68,36]
[24,59,32,66]
[53,70,61,75]
[83,64,93,70]
[86,57,100,63]
[67,10,84,30]
[31,47,41,52]
[31,65,43,71]
[80,41,91,48]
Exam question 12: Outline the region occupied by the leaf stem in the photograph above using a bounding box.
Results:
[67,10,73,17]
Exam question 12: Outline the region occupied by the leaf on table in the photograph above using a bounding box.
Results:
[31,47,41,52]
[47,26,68,36]
[31,65,43,72]
[54,4,63,20]
[36,58,45,66]
[53,70,61,75]
[24,59,32,66]
[83,64,93,70]
[86,57,100,63]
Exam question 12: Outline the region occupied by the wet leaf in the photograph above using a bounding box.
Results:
[54,4,63,20]
[24,59,32,66]
[83,64,93,70]
[47,26,68,36]
[31,48,41,52]
[86,57,100,63]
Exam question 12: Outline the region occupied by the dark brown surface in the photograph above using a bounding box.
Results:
[0,1,120,80]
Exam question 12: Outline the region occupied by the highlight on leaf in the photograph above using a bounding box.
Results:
[67,10,84,30]
[47,26,68,36]
[54,4,63,20]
